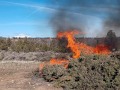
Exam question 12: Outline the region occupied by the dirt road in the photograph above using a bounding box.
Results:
[0,61,62,90]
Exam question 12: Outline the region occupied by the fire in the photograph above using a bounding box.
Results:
[57,30,80,59]
[39,30,111,71]
[57,30,111,58]
[39,58,69,70]
[79,43,94,55]
[50,58,69,68]
[39,62,45,71]
[94,44,111,55]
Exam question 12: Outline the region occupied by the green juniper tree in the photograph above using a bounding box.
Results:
[105,30,118,51]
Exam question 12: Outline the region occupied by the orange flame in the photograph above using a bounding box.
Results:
[94,44,111,55]
[39,63,45,71]
[57,30,80,59]
[39,58,69,70]
[50,58,69,68]
[39,30,111,71]
[57,30,111,58]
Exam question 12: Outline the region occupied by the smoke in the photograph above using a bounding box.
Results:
[50,9,85,34]
[50,0,90,35]
[104,0,120,29]
[103,0,120,37]
[50,0,120,37]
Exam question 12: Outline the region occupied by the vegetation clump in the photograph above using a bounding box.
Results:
[0,38,59,52]
[41,55,120,90]
[42,65,67,82]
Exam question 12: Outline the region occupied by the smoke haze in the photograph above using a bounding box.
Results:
[50,0,120,37]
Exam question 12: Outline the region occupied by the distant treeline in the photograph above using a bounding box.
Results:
[0,37,59,52]
[0,30,119,52]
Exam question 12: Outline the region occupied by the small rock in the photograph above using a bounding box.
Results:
[28,82,31,85]
[11,80,14,83]
[48,84,51,87]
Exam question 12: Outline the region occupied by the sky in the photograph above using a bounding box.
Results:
[0,0,55,37]
[0,0,119,37]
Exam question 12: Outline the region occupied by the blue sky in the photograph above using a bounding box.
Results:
[0,0,55,37]
[0,0,119,37]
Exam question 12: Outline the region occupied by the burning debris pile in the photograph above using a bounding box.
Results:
[37,30,120,90]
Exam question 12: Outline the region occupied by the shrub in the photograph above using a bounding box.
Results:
[42,65,67,82]
[0,38,8,50]
[10,38,58,52]
[11,38,37,52]
[41,55,120,90]
[0,52,4,60]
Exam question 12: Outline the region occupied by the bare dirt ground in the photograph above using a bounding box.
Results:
[0,61,63,90]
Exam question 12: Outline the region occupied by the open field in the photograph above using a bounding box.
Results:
[0,61,62,90]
